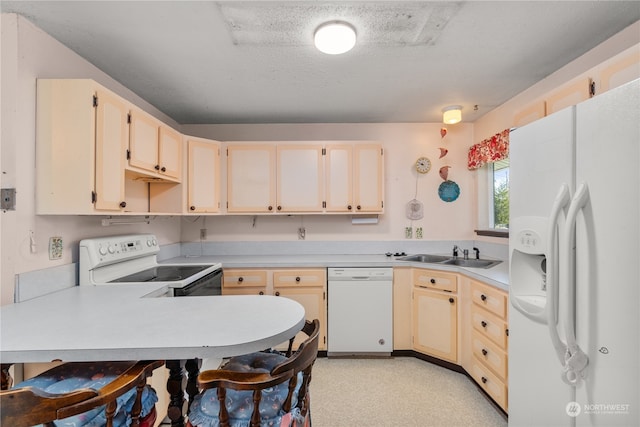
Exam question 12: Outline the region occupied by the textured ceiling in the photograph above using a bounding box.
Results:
[2,1,639,124]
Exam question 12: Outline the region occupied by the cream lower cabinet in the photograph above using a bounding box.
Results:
[222,268,327,350]
[466,279,509,412]
[412,269,458,363]
[36,79,128,214]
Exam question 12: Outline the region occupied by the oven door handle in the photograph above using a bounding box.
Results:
[173,269,223,297]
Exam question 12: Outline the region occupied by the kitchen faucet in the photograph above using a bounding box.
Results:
[452,245,459,257]
[463,249,469,260]
[473,247,480,259]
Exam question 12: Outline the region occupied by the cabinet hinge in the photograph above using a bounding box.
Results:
[322,148,326,155]
[323,336,326,345]
[92,95,98,108]
[381,148,384,155]
[323,291,326,300]
[126,149,131,160]
[127,113,131,124]
[322,201,326,208]
[589,78,596,97]
[381,201,384,208]
[91,191,97,204]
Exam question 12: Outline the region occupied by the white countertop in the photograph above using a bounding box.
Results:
[166,254,510,291]
[0,283,305,364]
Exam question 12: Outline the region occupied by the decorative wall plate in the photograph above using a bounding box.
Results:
[406,199,424,220]
[438,180,460,202]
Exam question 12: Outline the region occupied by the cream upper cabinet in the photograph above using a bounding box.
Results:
[325,144,353,212]
[128,107,182,182]
[226,145,277,213]
[36,79,129,214]
[325,143,384,213]
[187,138,220,213]
[354,144,384,212]
[277,145,324,212]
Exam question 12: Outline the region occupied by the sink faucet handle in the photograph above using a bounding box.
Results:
[473,247,480,260]
[452,245,459,257]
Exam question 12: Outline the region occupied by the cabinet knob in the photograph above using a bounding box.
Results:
[259,291,264,295]
[275,291,280,296]
[449,297,454,304]
[295,276,301,282]
[238,277,244,282]
[481,377,488,384]
[268,206,273,211]
[277,206,282,211]
[119,201,127,208]
[154,165,160,170]
[357,205,361,210]
[480,294,487,301]
[347,205,352,210]
[430,278,436,284]
[161,166,166,172]
[482,348,488,356]
[481,321,487,328]
[190,206,196,211]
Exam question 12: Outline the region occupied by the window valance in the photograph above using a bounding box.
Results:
[467,129,510,170]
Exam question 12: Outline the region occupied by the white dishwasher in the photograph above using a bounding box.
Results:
[327,267,393,355]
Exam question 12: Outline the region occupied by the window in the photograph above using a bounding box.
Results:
[490,159,509,229]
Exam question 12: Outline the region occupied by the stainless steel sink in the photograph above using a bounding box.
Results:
[397,253,501,269]
[397,254,452,263]
[440,258,502,269]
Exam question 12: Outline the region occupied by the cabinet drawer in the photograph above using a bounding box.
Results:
[222,287,266,296]
[470,280,507,319]
[223,269,268,288]
[413,269,457,292]
[472,331,508,380]
[273,269,326,287]
[470,356,508,410]
[471,307,508,350]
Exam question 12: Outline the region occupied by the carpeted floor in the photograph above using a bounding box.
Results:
[309,357,507,427]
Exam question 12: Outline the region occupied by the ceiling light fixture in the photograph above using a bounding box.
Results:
[314,21,356,55]
[442,105,462,124]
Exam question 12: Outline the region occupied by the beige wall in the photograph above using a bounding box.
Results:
[181,123,476,242]
[1,13,638,305]
[0,15,182,305]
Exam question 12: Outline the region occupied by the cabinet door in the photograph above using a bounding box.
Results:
[128,108,159,173]
[325,144,353,212]
[158,126,182,180]
[188,139,220,213]
[275,287,327,351]
[354,144,384,212]
[94,88,128,211]
[277,145,324,212]
[413,288,457,362]
[227,145,276,213]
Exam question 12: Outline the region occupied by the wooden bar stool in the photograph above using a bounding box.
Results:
[187,319,320,427]
[0,360,163,427]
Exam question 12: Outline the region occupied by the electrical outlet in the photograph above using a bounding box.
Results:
[49,236,63,260]
[416,227,423,239]
[298,227,306,240]
[200,229,207,240]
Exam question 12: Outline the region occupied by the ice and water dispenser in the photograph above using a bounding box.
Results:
[509,216,552,324]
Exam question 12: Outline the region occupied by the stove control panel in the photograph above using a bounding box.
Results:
[79,234,159,270]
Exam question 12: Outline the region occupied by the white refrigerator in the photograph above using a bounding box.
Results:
[508,78,639,426]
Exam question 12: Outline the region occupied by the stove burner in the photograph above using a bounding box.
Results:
[110,265,211,283]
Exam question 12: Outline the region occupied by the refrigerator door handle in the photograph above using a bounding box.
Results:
[546,184,571,364]
[560,182,590,386]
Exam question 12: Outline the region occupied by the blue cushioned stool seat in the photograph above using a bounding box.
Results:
[12,361,158,427]
[188,352,302,427]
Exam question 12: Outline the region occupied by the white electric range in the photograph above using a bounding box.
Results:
[79,234,222,297]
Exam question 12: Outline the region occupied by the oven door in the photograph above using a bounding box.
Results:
[173,269,222,297]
